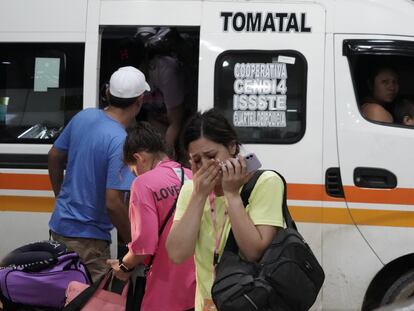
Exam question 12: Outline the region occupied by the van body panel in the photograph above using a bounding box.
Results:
[84,0,101,109]
[200,2,326,307]
[1,1,414,310]
[0,0,87,35]
[334,33,414,270]
[100,1,202,26]
[328,0,414,37]
[322,223,384,310]
[320,32,380,310]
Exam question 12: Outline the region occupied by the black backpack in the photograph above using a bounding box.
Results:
[211,170,325,311]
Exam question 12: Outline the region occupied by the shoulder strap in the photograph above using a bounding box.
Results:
[147,167,185,267]
[274,170,296,230]
[158,167,185,236]
[224,170,264,253]
[240,170,266,207]
[224,169,296,254]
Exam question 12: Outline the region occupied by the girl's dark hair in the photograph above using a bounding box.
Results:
[123,122,166,165]
[181,109,240,155]
[394,98,414,124]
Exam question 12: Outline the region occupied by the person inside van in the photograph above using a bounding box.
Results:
[136,27,186,158]
[360,66,400,123]
[394,98,414,126]
[166,109,284,311]
[107,122,195,311]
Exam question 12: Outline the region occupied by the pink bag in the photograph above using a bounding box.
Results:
[64,270,131,311]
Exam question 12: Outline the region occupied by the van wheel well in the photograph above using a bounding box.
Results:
[362,254,414,311]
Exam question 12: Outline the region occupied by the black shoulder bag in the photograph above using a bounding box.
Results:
[211,170,325,311]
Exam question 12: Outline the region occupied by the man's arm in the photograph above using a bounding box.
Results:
[106,189,131,244]
[48,146,67,197]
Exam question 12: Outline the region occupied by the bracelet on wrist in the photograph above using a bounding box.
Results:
[118,259,134,273]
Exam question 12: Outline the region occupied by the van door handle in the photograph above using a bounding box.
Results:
[353,167,397,189]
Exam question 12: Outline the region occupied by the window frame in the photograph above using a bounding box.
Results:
[344,39,414,129]
[0,42,85,144]
[214,49,308,144]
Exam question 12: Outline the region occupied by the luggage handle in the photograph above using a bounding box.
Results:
[63,269,131,311]
[99,270,129,297]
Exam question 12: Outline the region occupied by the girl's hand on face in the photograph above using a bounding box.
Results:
[221,155,251,195]
[190,157,221,197]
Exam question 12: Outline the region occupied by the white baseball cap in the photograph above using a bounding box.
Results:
[109,66,150,99]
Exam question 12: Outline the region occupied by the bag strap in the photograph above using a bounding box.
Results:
[273,170,297,230]
[147,167,185,268]
[224,169,296,254]
[63,269,132,311]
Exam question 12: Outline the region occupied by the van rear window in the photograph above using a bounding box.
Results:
[214,50,307,144]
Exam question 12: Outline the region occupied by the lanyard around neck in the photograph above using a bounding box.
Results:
[209,193,228,267]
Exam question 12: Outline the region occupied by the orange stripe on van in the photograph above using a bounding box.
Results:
[343,186,414,205]
[289,205,414,227]
[1,196,414,228]
[1,173,414,205]
[287,184,345,202]
[289,184,414,205]
[0,173,51,191]
[0,196,54,212]
[0,174,339,201]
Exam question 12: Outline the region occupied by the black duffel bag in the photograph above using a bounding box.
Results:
[211,170,325,311]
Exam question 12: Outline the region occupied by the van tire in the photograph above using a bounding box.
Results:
[380,270,414,306]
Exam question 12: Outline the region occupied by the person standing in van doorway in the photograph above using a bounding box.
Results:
[137,27,186,158]
[107,122,195,311]
[48,66,150,282]
[361,66,400,123]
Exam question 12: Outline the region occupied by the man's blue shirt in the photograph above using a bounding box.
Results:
[49,108,134,242]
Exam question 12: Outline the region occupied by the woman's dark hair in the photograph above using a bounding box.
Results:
[367,65,398,91]
[181,109,240,155]
[123,122,166,165]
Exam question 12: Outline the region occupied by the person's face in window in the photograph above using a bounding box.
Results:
[188,136,236,172]
[372,69,399,104]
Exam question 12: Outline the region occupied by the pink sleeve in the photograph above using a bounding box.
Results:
[128,180,159,256]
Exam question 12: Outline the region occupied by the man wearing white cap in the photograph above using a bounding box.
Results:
[48,66,150,281]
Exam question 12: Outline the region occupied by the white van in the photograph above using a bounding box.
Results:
[1,0,414,310]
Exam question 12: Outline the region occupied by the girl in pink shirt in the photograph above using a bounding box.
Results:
[108,122,195,311]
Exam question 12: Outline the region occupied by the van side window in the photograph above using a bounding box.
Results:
[0,43,84,143]
[344,39,414,128]
[214,50,307,144]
